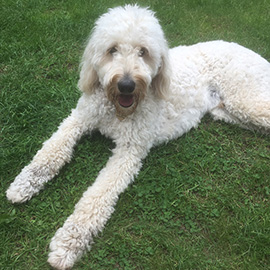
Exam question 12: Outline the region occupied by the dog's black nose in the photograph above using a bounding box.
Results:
[117,77,136,94]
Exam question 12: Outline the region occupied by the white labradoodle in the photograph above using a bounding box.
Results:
[6,5,270,269]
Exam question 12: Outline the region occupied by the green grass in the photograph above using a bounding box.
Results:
[1,0,270,269]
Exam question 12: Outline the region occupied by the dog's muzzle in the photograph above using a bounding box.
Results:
[117,76,135,108]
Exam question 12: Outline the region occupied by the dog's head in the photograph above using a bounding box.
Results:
[78,5,171,120]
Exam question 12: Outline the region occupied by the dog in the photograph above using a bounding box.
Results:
[6,5,270,269]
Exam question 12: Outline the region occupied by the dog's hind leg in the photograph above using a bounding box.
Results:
[6,100,91,203]
[210,102,246,127]
[201,41,270,132]
[210,85,270,132]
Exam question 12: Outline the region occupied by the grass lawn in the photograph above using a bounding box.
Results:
[1,0,270,269]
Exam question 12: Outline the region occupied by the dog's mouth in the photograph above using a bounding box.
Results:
[118,94,134,108]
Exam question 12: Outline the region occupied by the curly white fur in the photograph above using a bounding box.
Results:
[6,5,270,269]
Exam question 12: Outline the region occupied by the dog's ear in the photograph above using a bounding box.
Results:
[77,45,100,94]
[151,54,171,99]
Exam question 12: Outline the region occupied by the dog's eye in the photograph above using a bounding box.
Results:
[109,47,117,55]
[139,47,148,57]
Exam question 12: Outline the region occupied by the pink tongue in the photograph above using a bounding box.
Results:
[118,95,134,107]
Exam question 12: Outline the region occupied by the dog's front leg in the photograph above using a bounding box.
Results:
[6,109,89,204]
[48,144,149,270]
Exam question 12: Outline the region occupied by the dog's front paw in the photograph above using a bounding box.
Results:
[6,168,37,203]
[48,223,92,270]
[6,166,47,203]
